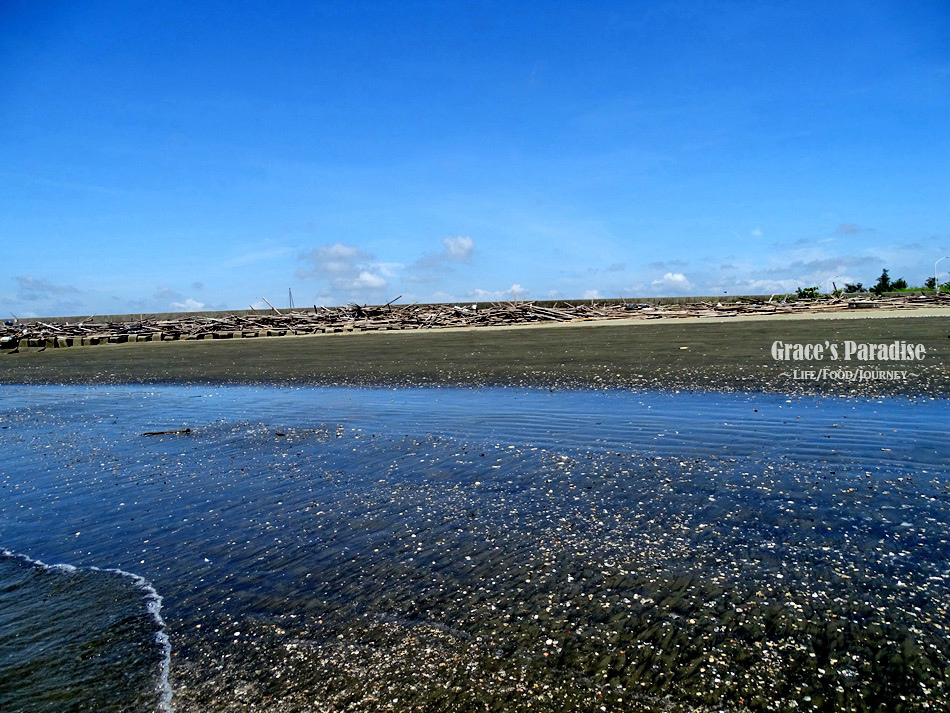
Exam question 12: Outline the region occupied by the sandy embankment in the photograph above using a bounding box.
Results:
[0,307,947,396]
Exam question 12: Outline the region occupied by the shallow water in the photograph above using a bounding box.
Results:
[0,385,947,712]
[0,550,170,713]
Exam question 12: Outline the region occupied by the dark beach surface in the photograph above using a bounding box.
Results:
[1,312,948,395]
[0,312,948,712]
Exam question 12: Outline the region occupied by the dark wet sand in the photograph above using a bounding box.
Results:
[1,313,947,395]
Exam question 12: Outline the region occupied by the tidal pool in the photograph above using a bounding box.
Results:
[0,385,947,712]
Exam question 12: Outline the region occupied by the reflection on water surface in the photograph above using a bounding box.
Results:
[0,386,947,712]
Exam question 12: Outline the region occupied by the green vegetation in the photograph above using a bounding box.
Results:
[868,269,913,294]
[891,284,932,292]
[842,271,948,295]
[871,269,893,295]
[923,277,950,292]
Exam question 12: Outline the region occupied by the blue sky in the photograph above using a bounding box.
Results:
[2,1,948,316]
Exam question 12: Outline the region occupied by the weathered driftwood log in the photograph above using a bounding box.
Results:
[3,294,944,348]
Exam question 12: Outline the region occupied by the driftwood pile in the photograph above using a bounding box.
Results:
[2,292,947,350]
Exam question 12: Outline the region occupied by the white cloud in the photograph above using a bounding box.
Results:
[170,297,207,311]
[298,243,388,293]
[583,289,601,299]
[155,286,224,312]
[750,227,763,237]
[375,262,405,277]
[409,236,477,283]
[469,283,525,301]
[351,271,387,289]
[441,235,474,261]
[651,272,692,293]
[732,278,802,294]
[315,243,371,275]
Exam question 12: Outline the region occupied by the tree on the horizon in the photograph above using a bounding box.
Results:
[871,269,893,295]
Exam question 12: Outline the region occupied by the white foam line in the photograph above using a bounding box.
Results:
[0,548,175,713]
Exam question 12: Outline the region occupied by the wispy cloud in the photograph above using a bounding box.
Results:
[428,290,457,303]
[297,242,389,293]
[646,259,687,270]
[3,277,88,317]
[586,262,626,275]
[296,237,476,298]
[15,276,81,300]
[375,262,405,277]
[224,247,293,269]
[762,256,878,276]
[170,297,207,311]
[730,278,802,294]
[836,223,862,235]
[154,286,183,301]
[154,286,215,311]
[408,236,476,282]
[469,283,524,301]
